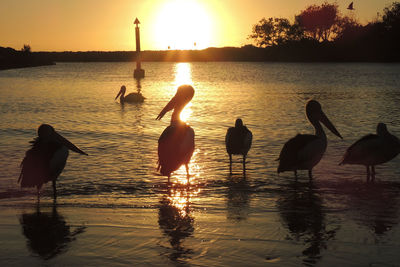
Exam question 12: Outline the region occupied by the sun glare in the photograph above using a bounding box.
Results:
[153,0,213,50]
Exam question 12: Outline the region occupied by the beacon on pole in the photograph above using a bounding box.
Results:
[134,18,145,79]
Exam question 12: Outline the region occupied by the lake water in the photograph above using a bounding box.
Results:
[1,62,400,266]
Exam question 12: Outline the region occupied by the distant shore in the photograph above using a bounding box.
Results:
[0,47,55,70]
[2,43,399,71]
[35,43,400,63]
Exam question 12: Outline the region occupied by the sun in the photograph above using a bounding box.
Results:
[152,0,213,50]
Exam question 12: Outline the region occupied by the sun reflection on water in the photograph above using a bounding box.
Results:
[166,185,201,217]
[173,149,201,185]
[174,63,192,86]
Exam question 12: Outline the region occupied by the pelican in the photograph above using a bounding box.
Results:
[156,85,195,183]
[277,100,342,178]
[225,118,252,174]
[115,85,145,103]
[18,124,88,199]
[340,123,400,181]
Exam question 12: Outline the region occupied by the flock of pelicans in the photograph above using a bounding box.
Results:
[18,85,400,200]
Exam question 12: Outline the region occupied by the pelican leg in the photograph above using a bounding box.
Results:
[294,170,298,178]
[185,164,190,176]
[230,154,233,174]
[371,166,376,181]
[242,155,245,172]
[36,186,41,202]
[167,174,171,184]
[366,165,371,181]
[308,169,313,179]
[52,180,57,199]
[185,164,190,184]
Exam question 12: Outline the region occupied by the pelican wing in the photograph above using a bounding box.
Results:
[124,93,145,103]
[243,127,253,155]
[158,124,194,176]
[225,126,252,155]
[340,134,381,165]
[277,134,318,172]
[18,138,55,188]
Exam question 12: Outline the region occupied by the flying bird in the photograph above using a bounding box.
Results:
[347,2,354,10]
[115,85,145,103]
[156,85,195,183]
[277,100,342,179]
[340,123,400,181]
[18,124,88,199]
[225,118,252,174]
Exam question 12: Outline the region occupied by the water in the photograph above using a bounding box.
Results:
[1,62,400,266]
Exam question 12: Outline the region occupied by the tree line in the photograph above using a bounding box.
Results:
[248,2,400,61]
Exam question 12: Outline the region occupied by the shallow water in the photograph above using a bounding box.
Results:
[1,62,400,266]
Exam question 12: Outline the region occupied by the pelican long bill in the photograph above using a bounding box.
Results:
[115,89,123,100]
[320,112,342,139]
[156,96,176,120]
[54,131,88,155]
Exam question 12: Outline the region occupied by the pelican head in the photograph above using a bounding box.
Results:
[306,100,342,139]
[377,123,388,136]
[38,124,88,155]
[235,118,243,128]
[115,85,126,100]
[156,85,195,121]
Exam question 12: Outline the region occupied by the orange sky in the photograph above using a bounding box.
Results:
[0,0,393,51]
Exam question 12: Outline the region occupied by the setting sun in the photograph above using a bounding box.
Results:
[152,0,213,50]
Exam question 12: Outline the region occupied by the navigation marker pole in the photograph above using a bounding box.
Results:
[134,18,145,79]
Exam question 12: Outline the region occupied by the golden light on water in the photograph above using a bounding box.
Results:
[167,186,200,217]
[152,0,213,50]
[174,150,201,185]
[174,63,192,85]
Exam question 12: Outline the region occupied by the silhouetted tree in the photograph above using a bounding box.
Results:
[334,16,363,43]
[382,2,400,44]
[249,17,304,47]
[297,2,340,42]
[21,44,31,53]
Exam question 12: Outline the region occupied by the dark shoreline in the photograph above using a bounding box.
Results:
[2,43,399,71]
[0,47,55,71]
[36,44,400,63]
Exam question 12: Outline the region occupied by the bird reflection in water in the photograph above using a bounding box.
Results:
[345,181,400,236]
[277,180,337,265]
[19,202,85,260]
[158,185,198,263]
[226,173,251,222]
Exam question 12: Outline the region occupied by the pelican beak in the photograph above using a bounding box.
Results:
[54,131,88,155]
[320,112,343,139]
[115,88,122,100]
[156,96,176,120]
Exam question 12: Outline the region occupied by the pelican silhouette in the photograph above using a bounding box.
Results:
[225,118,252,174]
[156,85,195,182]
[347,2,354,10]
[115,85,145,103]
[277,100,342,178]
[340,123,400,181]
[18,124,88,199]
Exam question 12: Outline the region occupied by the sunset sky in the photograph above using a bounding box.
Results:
[0,0,394,51]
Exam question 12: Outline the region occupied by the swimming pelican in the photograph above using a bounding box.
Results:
[156,85,195,183]
[340,123,400,181]
[115,85,145,103]
[225,118,252,174]
[277,100,342,178]
[18,124,88,199]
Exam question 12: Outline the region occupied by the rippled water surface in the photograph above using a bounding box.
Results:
[1,62,400,266]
